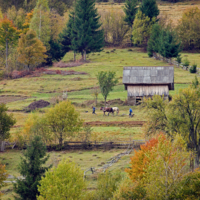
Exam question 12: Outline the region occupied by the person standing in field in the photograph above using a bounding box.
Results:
[129,108,133,117]
[92,106,96,114]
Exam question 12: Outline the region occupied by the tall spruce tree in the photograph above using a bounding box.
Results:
[13,136,51,200]
[30,0,50,48]
[147,23,161,57]
[71,0,104,61]
[124,0,138,28]
[159,29,181,61]
[139,0,159,21]
[123,0,138,44]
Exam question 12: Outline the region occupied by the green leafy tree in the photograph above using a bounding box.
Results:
[7,6,26,30]
[143,82,200,165]
[139,0,159,21]
[97,71,118,106]
[45,101,83,146]
[0,16,19,73]
[177,7,200,50]
[13,136,51,200]
[38,159,86,200]
[71,0,104,61]
[17,29,47,70]
[30,0,50,48]
[132,10,155,46]
[0,103,16,151]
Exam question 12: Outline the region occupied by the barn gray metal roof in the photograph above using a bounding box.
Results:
[123,66,174,90]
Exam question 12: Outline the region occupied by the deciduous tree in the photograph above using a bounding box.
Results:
[97,71,118,106]
[13,136,51,200]
[132,10,155,46]
[126,134,191,200]
[0,16,19,73]
[17,29,47,70]
[30,0,50,48]
[0,103,16,151]
[143,82,200,165]
[45,101,83,146]
[38,159,85,200]
[177,7,200,50]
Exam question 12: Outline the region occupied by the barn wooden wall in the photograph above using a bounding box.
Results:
[127,85,169,97]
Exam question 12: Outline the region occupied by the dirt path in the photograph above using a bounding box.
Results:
[0,95,28,104]
[84,121,145,127]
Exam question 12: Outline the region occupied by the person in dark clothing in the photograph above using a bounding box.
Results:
[92,106,96,114]
[129,108,133,117]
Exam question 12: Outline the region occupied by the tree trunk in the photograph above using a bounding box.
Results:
[0,141,5,152]
[74,51,76,62]
[83,50,86,61]
[6,39,8,75]
[59,133,63,147]
[39,9,41,40]
[96,96,97,106]
[104,97,106,107]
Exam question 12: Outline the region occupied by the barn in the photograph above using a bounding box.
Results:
[123,66,174,105]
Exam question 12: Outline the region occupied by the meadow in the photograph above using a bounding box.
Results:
[1,46,200,199]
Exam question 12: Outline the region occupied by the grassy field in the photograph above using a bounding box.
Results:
[1,47,200,199]
[1,149,133,199]
[96,1,200,26]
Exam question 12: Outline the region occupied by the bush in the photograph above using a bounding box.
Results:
[190,64,197,73]
[183,58,190,69]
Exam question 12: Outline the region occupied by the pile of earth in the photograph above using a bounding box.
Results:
[25,100,50,111]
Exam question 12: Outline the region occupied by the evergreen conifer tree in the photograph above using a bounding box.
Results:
[71,0,104,61]
[147,23,161,57]
[159,29,181,61]
[13,136,51,200]
[124,0,138,28]
[139,0,159,21]
[30,0,50,48]
[123,0,138,44]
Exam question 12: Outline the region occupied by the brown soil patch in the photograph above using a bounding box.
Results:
[53,61,84,68]
[84,121,145,127]
[26,100,50,111]
[10,68,87,79]
[0,95,28,104]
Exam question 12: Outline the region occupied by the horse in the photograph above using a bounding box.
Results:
[100,107,114,116]
[112,107,119,115]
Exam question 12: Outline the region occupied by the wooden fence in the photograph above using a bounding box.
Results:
[46,140,145,151]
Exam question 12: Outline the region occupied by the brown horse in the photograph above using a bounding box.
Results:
[100,107,114,116]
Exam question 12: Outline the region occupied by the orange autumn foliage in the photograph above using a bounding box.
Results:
[22,10,34,34]
[126,134,166,182]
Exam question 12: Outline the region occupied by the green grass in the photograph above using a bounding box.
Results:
[1,149,134,200]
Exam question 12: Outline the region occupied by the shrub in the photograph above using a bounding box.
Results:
[190,64,197,73]
[183,58,190,69]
